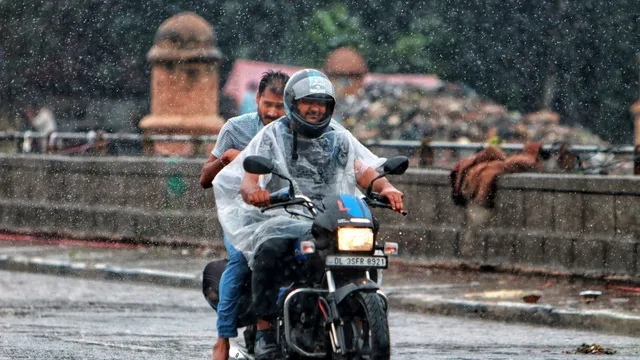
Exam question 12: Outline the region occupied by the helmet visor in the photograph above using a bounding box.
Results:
[298,95,333,105]
[291,76,335,101]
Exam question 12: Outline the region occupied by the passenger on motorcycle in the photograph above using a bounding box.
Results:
[213,69,404,360]
[200,70,289,360]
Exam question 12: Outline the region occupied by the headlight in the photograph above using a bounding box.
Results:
[337,227,374,251]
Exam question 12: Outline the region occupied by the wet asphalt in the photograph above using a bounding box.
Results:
[1,271,639,359]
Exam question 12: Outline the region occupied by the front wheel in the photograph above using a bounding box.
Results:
[338,291,390,360]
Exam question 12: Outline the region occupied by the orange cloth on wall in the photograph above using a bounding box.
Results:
[450,142,543,208]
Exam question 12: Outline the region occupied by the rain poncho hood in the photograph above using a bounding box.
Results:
[213,118,385,267]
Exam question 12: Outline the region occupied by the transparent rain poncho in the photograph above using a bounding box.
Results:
[213,119,385,267]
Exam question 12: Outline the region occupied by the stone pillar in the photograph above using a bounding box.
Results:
[631,100,640,175]
[323,47,368,99]
[139,12,224,156]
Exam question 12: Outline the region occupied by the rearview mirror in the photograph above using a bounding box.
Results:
[243,156,274,174]
[366,156,410,197]
[383,156,409,175]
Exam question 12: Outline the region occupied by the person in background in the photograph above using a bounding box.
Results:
[19,105,57,153]
[238,81,259,115]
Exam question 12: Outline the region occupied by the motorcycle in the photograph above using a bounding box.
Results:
[206,155,408,360]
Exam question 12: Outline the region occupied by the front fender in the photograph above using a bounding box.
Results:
[334,279,379,304]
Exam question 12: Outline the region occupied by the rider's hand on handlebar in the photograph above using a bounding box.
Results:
[380,186,404,213]
[244,189,271,208]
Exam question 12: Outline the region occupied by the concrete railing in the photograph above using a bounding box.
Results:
[1,154,638,277]
[380,171,640,278]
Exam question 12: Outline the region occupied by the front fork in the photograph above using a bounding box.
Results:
[324,270,347,355]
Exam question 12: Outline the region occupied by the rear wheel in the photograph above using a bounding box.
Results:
[338,292,390,360]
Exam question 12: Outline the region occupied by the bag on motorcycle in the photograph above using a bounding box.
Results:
[202,258,255,328]
[202,259,227,311]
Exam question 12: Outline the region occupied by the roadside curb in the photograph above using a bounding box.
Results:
[0,255,201,288]
[388,294,640,338]
[2,254,640,337]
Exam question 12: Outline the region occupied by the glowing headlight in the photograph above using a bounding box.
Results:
[337,227,374,251]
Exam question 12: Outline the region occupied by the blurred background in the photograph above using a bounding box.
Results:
[0,1,638,162]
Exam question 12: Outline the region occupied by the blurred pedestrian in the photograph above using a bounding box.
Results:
[238,81,258,115]
[19,105,57,153]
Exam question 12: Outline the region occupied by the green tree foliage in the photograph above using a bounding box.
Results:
[301,3,372,68]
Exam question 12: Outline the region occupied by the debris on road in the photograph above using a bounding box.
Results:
[572,343,617,355]
[521,291,542,304]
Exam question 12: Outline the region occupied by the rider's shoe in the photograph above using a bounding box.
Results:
[254,329,279,360]
[243,325,257,354]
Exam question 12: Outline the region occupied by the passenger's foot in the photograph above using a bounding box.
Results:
[212,338,230,360]
[254,329,279,360]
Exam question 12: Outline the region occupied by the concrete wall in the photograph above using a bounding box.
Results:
[1,154,639,277]
[0,155,220,246]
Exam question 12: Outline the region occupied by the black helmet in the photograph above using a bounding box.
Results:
[284,69,336,138]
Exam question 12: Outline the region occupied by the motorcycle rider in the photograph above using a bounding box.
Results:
[200,70,289,360]
[213,69,404,360]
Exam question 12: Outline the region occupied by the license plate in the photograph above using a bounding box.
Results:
[325,255,388,269]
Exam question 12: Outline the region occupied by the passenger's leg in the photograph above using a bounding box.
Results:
[212,235,250,360]
[216,235,249,338]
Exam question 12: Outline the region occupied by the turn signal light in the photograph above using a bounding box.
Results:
[384,242,398,256]
[299,241,316,254]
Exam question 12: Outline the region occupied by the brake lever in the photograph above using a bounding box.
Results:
[383,203,407,216]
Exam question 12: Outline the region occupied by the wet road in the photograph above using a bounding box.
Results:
[1,271,638,359]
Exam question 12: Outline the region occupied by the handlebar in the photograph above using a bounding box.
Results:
[260,197,308,213]
[269,191,291,205]
[365,193,408,216]
[259,192,407,216]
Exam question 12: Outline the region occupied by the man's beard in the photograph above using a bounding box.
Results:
[259,113,279,124]
[302,109,323,121]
